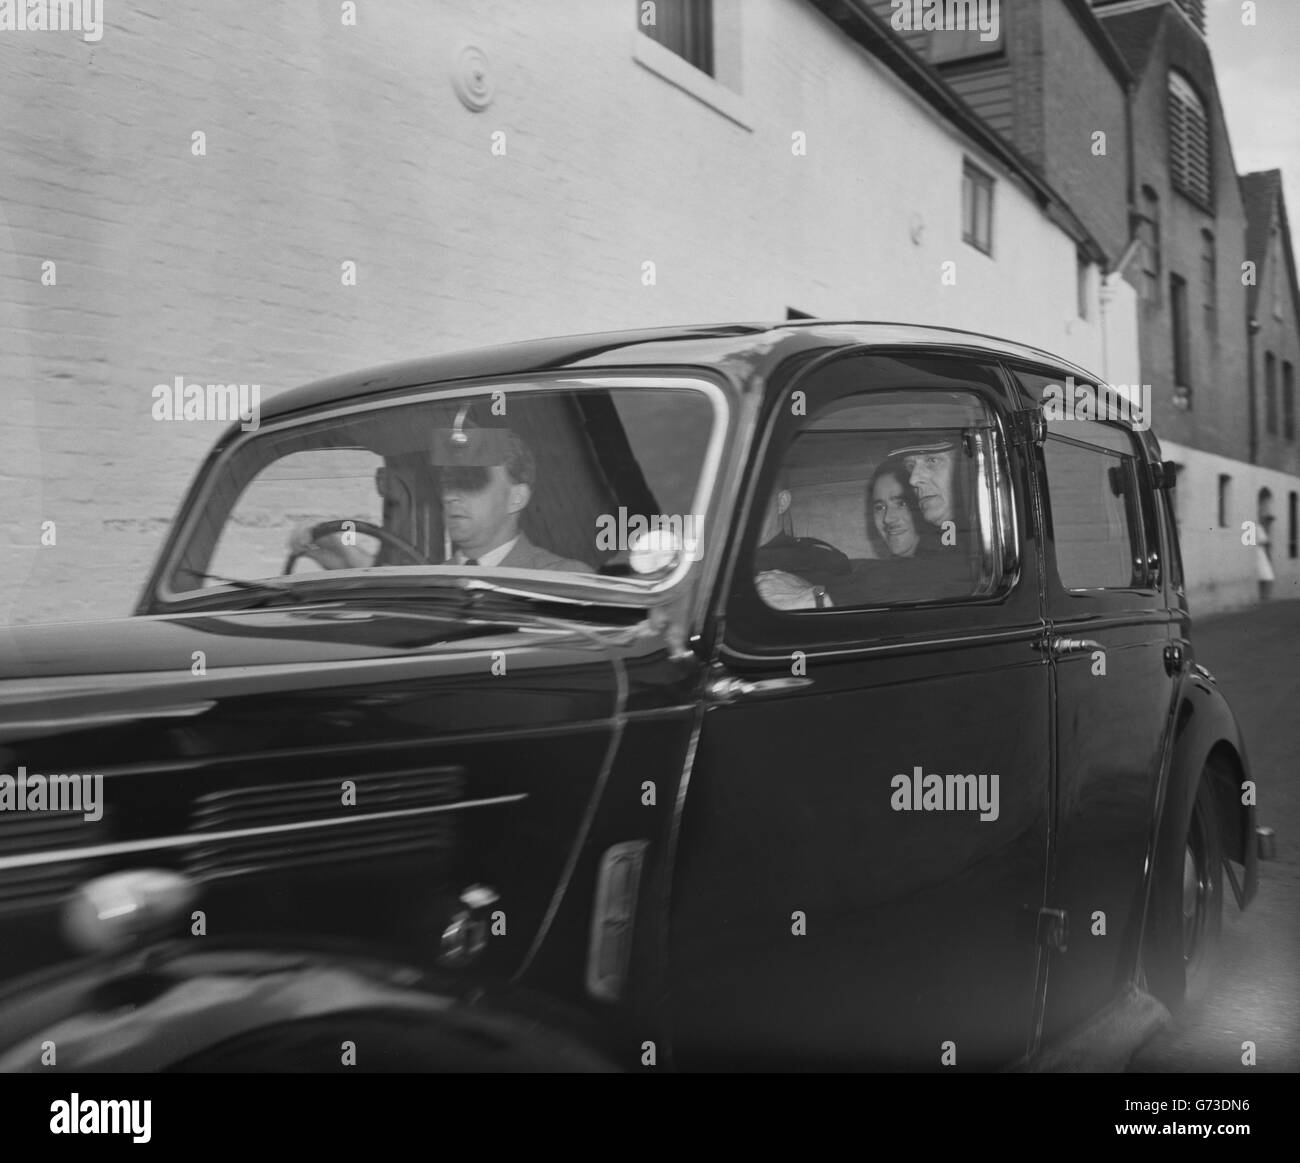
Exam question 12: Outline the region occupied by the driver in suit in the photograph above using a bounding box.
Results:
[289,426,589,573]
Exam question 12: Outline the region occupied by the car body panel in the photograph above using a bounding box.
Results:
[0,322,1262,1071]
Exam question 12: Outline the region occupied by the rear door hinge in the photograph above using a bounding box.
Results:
[1013,409,1047,447]
[1036,907,1069,953]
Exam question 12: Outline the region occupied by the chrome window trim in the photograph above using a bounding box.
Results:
[155,374,731,608]
[753,378,1022,616]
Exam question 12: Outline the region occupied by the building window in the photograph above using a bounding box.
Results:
[1265,351,1278,436]
[1170,273,1191,393]
[1135,187,1161,304]
[1217,474,1231,528]
[962,161,994,255]
[1077,253,1090,319]
[1168,72,1212,210]
[637,0,714,75]
[1285,361,1296,442]
[1290,491,1298,559]
[786,307,813,320]
[1201,229,1216,321]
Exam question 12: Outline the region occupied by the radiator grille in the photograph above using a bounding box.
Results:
[184,767,464,882]
[0,811,99,913]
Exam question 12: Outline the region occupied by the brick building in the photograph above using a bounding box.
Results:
[869,0,1300,611]
[1094,0,1299,609]
[0,0,1130,626]
[1241,169,1300,590]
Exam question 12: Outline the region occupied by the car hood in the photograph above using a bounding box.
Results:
[0,603,604,683]
[0,603,640,992]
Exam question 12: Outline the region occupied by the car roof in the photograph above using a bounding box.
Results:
[259,321,1106,423]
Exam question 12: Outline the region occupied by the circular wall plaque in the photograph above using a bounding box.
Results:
[452,44,494,112]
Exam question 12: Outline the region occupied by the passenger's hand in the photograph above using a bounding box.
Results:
[755,569,832,610]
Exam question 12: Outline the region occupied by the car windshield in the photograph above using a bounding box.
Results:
[160,379,723,602]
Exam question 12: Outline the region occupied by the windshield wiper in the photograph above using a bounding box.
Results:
[361,572,605,608]
[189,572,306,606]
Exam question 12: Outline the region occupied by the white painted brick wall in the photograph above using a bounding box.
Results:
[0,0,1112,625]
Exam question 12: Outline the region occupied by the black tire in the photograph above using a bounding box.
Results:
[1180,771,1225,1006]
[166,1008,619,1072]
[1146,764,1225,1010]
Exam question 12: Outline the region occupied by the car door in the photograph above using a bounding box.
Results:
[1011,366,1178,1039]
[667,349,1052,1070]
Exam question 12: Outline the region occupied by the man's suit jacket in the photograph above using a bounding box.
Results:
[498,534,590,574]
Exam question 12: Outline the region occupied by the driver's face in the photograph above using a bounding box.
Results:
[441,465,519,556]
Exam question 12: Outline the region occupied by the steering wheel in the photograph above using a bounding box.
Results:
[282,519,432,573]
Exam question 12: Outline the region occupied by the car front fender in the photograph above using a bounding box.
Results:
[0,944,617,1072]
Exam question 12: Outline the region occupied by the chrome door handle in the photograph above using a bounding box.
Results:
[1035,636,1102,657]
[706,675,812,704]
[1052,637,1102,654]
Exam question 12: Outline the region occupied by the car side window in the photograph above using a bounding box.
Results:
[750,386,1011,611]
[1042,427,1147,589]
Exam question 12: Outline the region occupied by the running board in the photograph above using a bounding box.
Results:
[1010,986,1171,1073]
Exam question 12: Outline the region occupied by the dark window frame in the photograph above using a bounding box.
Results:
[1010,365,1163,613]
[1041,428,1155,593]
[1201,229,1216,322]
[1136,187,1162,305]
[637,0,714,76]
[1289,491,1298,559]
[1284,361,1295,442]
[1217,473,1231,529]
[1170,273,1191,396]
[721,352,1028,663]
[1265,351,1278,436]
[962,160,995,256]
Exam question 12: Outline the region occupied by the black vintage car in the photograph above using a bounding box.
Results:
[0,322,1265,1071]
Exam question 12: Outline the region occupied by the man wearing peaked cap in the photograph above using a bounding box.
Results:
[431,420,589,572]
[888,434,959,529]
[290,413,589,574]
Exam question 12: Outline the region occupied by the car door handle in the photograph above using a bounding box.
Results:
[706,675,813,704]
[1035,636,1102,657]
